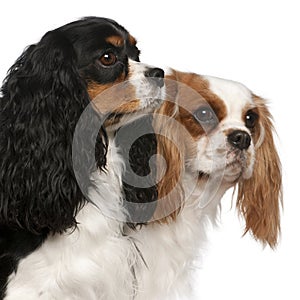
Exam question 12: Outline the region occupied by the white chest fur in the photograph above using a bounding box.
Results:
[5,144,226,300]
[128,176,225,300]
[5,140,137,300]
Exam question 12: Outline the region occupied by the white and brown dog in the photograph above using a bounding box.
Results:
[0,16,281,298]
[126,69,282,300]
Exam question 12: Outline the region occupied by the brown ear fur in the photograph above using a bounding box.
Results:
[237,96,282,248]
[152,73,185,223]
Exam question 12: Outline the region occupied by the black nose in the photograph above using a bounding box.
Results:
[227,130,251,150]
[144,67,165,88]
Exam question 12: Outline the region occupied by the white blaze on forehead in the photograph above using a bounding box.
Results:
[203,75,254,121]
[128,59,148,78]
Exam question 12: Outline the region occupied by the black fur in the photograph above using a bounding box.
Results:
[0,30,99,234]
[0,17,140,297]
[116,117,158,226]
[0,226,48,299]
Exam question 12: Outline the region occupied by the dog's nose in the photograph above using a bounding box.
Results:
[145,67,165,88]
[227,130,251,150]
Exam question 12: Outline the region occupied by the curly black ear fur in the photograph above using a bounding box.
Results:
[0,29,107,234]
[116,116,157,226]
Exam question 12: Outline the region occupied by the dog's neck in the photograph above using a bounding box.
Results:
[181,171,232,221]
[85,134,127,225]
[126,171,231,299]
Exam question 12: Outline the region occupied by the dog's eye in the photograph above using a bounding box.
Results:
[245,110,258,128]
[99,52,117,66]
[193,106,218,129]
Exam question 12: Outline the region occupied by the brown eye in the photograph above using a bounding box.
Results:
[194,106,217,123]
[245,110,258,128]
[193,106,219,131]
[99,52,117,66]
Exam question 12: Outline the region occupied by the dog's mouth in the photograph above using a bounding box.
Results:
[91,77,164,113]
[132,84,165,115]
[104,94,164,129]
[226,148,247,167]
[224,149,251,181]
[197,148,250,182]
[198,171,210,180]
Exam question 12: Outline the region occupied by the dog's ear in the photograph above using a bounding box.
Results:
[116,116,158,226]
[152,100,185,223]
[151,72,186,223]
[0,29,107,234]
[237,96,282,248]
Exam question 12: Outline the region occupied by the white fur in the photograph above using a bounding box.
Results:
[203,75,254,114]
[5,75,260,300]
[195,76,256,181]
[126,175,227,300]
[5,139,138,300]
[124,76,259,299]
[4,59,165,300]
[5,60,164,300]
[105,60,165,131]
[129,60,165,110]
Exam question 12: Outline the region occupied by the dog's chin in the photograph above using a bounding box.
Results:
[198,167,241,183]
[222,149,254,182]
[198,159,251,184]
[223,159,254,183]
[223,162,243,183]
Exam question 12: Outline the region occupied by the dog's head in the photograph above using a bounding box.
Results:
[0,17,164,234]
[59,17,165,127]
[154,70,282,248]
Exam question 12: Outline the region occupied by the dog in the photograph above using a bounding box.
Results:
[0,17,165,299]
[125,69,282,299]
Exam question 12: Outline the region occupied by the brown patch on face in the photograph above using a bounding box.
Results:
[151,70,228,224]
[178,107,206,139]
[105,35,124,47]
[87,75,139,116]
[88,82,116,102]
[176,71,227,119]
[165,70,227,139]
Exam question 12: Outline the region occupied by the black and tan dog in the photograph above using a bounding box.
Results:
[0,17,164,299]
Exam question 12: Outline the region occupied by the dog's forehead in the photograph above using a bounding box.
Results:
[203,75,254,116]
[60,20,139,67]
[61,20,131,49]
[86,26,125,47]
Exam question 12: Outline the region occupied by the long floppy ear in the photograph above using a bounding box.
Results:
[0,30,106,234]
[153,104,185,223]
[237,96,282,248]
[152,74,185,223]
[116,116,158,226]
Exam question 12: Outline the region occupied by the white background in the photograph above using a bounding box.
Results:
[1,1,299,299]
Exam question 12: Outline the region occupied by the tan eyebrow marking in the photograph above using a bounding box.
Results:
[128,34,137,46]
[106,35,124,47]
